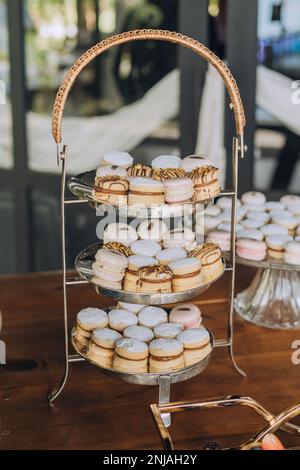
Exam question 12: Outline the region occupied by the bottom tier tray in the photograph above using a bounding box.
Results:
[71,328,214,386]
[75,242,225,305]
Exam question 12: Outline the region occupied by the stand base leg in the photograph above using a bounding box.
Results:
[228,344,246,377]
[48,364,69,403]
[235,268,300,330]
[159,376,172,427]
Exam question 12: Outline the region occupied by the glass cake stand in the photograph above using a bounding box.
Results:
[232,254,300,330]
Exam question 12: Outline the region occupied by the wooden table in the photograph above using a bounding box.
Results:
[1,266,300,450]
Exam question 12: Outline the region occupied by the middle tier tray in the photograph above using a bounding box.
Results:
[75,242,226,304]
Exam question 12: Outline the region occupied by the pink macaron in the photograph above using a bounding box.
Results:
[236,238,266,261]
[163,178,194,204]
[169,303,202,329]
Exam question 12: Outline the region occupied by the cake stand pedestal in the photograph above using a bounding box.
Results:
[233,256,300,330]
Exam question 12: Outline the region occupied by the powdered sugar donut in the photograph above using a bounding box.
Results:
[138,306,168,328]
[130,239,162,257]
[156,247,187,265]
[151,155,182,169]
[154,322,183,339]
[123,325,154,343]
[108,309,138,332]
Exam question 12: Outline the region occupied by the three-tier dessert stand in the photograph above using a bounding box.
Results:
[48,30,247,425]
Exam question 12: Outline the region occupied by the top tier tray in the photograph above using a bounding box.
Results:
[68,170,214,218]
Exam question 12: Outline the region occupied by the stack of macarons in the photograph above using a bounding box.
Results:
[91,221,225,292]
[73,302,211,373]
[204,192,300,265]
[93,151,221,206]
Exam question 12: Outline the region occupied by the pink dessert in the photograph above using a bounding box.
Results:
[169,303,202,329]
[236,238,266,261]
[163,178,194,204]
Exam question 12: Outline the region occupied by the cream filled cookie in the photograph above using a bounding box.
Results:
[113,338,149,373]
[180,154,212,172]
[264,201,284,212]
[188,166,221,201]
[108,309,138,332]
[137,264,173,294]
[266,235,293,259]
[152,168,186,181]
[123,325,154,343]
[241,191,266,206]
[103,222,138,246]
[138,306,168,329]
[284,241,300,265]
[162,228,195,250]
[169,258,202,292]
[156,247,187,265]
[154,322,183,339]
[280,194,300,207]
[236,238,266,261]
[246,211,270,224]
[177,328,211,366]
[149,338,184,372]
[137,219,168,241]
[206,229,231,251]
[93,175,128,205]
[87,328,122,368]
[128,177,165,206]
[124,255,158,292]
[169,303,202,329]
[77,307,108,331]
[240,218,264,230]
[163,178,194,204]
[101,150,133,168]
[189,243,223,283]
[260,224,289,238]
[103,241,133,257]
[272,214,298,236]
[130,239,162,257]
[92,248,128,290]
[236,229,264,241]
[151,155,182,169]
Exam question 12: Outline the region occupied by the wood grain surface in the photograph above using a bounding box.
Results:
[1,267,300,450]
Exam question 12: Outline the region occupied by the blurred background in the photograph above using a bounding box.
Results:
[0,0,299,274]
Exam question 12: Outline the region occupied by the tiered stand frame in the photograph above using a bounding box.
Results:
[48,30,247,425]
